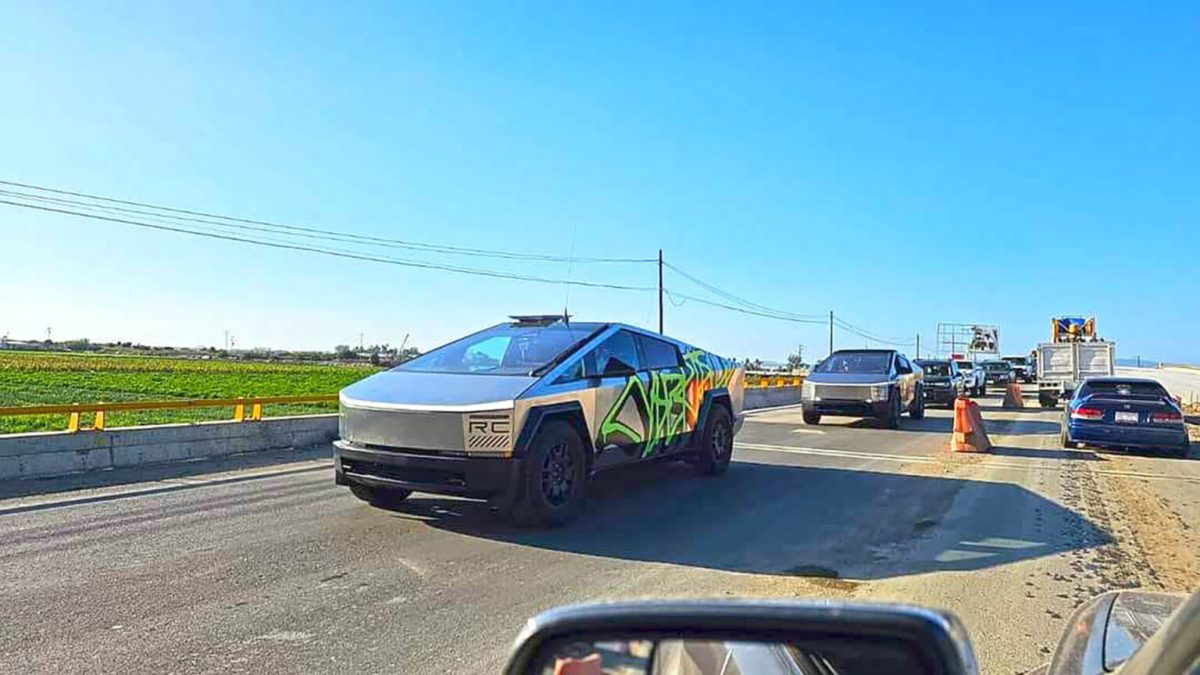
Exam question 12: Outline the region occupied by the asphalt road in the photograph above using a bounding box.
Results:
[2,392,1198,675]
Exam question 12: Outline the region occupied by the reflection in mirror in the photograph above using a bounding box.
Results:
[534,637,926,675]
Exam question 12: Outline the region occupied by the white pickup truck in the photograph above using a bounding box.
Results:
[1036,341,1115,408]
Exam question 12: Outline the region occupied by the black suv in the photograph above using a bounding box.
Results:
[914,359,965,408]
[801,349,925,429]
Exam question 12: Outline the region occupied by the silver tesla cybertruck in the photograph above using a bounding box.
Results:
[335,315,744,526]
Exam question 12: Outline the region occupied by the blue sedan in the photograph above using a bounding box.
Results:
[1061,377,1191,458]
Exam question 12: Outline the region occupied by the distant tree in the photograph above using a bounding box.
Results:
[787,352,806,371]
[334,344,355,360]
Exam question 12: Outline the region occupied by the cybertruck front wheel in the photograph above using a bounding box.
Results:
[512,421,588,528]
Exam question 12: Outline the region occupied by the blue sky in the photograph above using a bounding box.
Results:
[1,1,1197,362]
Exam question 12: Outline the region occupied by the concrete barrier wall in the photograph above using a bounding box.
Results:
[1,390,800,482]
[0,415,337,481]
[744,386,802,410]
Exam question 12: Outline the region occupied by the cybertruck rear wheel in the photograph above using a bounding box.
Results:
[512,421,588,527]
[694,405,734,476]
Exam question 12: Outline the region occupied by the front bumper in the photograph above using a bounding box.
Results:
[1067,423,1188,450]
[802,399,890,417]
[334,440,521,498]
[923,386,957,403]
[985,375,1011,384]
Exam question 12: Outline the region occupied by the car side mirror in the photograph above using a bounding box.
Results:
[601,358,637,379]
[503,599,978,675]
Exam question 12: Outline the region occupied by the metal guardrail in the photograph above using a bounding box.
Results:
[0,394,339,432]
[744,374,805,389]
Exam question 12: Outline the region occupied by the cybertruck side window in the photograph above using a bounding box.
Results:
[582,330,641,378]
[636,334,682,370]
[554,330,644,384]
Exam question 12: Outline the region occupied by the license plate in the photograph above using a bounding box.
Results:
[1115,411,1139,425]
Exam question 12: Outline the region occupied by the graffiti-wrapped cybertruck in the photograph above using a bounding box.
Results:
[334,315,744,526]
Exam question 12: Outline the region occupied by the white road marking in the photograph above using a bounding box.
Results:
[736,442,936,465]
[788,428,826,435]
[396,558,429,578]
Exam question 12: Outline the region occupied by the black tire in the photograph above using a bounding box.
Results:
[909,387,926,420]
[512,421,588,527]
[1172,437,1191,459]
[695,405,734,476]
[802,410,822,425]
[946,399,957,410]
[348,482,412,507]
[876,391,901,429]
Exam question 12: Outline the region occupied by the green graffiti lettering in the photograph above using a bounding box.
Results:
[597,348,738,458]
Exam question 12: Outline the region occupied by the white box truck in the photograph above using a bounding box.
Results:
[1036,341,1115,408]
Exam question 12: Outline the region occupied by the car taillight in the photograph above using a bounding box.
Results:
[1070,407,1103,421]
[1151,411,1183,424]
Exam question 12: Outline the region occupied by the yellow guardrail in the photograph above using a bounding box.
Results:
[0,394,339,432]
[744,374,805,389]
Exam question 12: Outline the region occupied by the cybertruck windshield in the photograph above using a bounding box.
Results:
[813,352,891,375]
[394,322,604,376]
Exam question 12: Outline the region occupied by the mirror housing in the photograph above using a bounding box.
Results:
[503,599,978,675]
[1045,590,1191,675]
[601,358,637,379]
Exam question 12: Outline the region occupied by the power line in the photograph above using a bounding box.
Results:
[833,316,911,343]
[664,261,826,320]
[833,318,915,346]
[0,180,656,264]
[663,262,908,341]
[664,290,827,324]
[0,199,658,292]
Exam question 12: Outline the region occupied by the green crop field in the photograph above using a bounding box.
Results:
[0,351,381,434]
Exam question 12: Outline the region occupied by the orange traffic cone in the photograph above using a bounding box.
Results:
[952,396,992,452]
[1002,382,1025,409]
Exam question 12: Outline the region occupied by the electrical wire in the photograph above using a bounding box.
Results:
[663,261,826,320]
[664,290,827,324]
[0,199,659,292]
[0,180,656,264]
[834,319,916,346]
[3,179,918,344]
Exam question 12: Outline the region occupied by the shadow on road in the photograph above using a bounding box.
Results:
[382,459,1111,580]
[981,420,1064,435]
[829,416,954,433]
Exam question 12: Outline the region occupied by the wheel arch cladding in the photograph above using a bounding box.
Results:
[513,402,593,462]
[695,389,732,436]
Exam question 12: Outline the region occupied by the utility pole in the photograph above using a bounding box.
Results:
[224,330,230,351]
[657,249,664,334]
[359,332,364,350]
[46,326,52,343]
[915,334,920,358]
[828,311,834,356]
